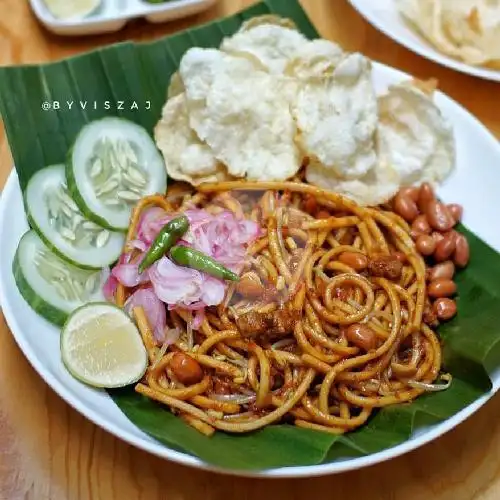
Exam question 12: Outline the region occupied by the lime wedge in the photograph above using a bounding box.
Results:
[43,0,100,19]
[61,303,148,388]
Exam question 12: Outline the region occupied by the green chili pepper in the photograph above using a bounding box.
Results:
[169,245,240,281]
[138,215,189,273]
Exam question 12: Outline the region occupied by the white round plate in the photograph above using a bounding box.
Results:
[348,0,500,82]
[1,62,500,478]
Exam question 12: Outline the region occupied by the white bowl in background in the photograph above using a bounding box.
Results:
[29,0,218,36]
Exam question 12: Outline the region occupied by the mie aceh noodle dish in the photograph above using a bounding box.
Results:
[12,15,471,441]
[105,176,466,437]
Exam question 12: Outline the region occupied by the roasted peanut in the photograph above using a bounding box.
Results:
[170,352,204,385]
[426,200,455,231]
[427,261,455,281]
[393,193,419,222]
[411,215,431,235]
[338,251,369,271]
[447,203,463,223]
[428,278,457,298]
[346,323,377,351]
[417,182,435,213]
[416,234,436,256]
[433,298,457,321]
[410,229,423,240]
[454,233,470,268]
[368,255,403,280]
[398,186,420,202]
[434,232,456,262]
[431,231,445,244]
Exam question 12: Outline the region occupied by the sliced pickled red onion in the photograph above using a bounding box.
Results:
[149,257,203,306]
[112,262,149,287]
[136,207,171,244]
[124,287,167,343]
[200,276,226,306]
[103,274,118,302]
[149,257,226,310]
[193,309,205,330]
[108,207,261,312]
[127,239,148,252]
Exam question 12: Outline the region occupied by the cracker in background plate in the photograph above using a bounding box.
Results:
[397,0,500,68]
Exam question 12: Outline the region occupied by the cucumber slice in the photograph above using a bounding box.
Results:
[67,118,167,231]
[13,231,108,327]
[25,164,124,270]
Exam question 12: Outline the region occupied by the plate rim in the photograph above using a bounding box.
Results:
[1,60,499,478]
[347,0,500,83]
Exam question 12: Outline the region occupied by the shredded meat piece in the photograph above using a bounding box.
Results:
[236,307,298,340]
[368,255,403,280]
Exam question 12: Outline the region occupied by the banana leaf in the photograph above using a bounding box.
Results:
[1,0,500,471]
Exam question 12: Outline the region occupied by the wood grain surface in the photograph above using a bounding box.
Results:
[0,1,499,499]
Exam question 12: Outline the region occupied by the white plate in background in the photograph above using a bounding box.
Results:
[347,0,500,82]
[30,0,218,36]
[1,60,500,477]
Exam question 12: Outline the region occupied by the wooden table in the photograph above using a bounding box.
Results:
[0,1,499,498]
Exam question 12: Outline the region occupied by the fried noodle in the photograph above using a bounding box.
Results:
[119,181,442,436]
